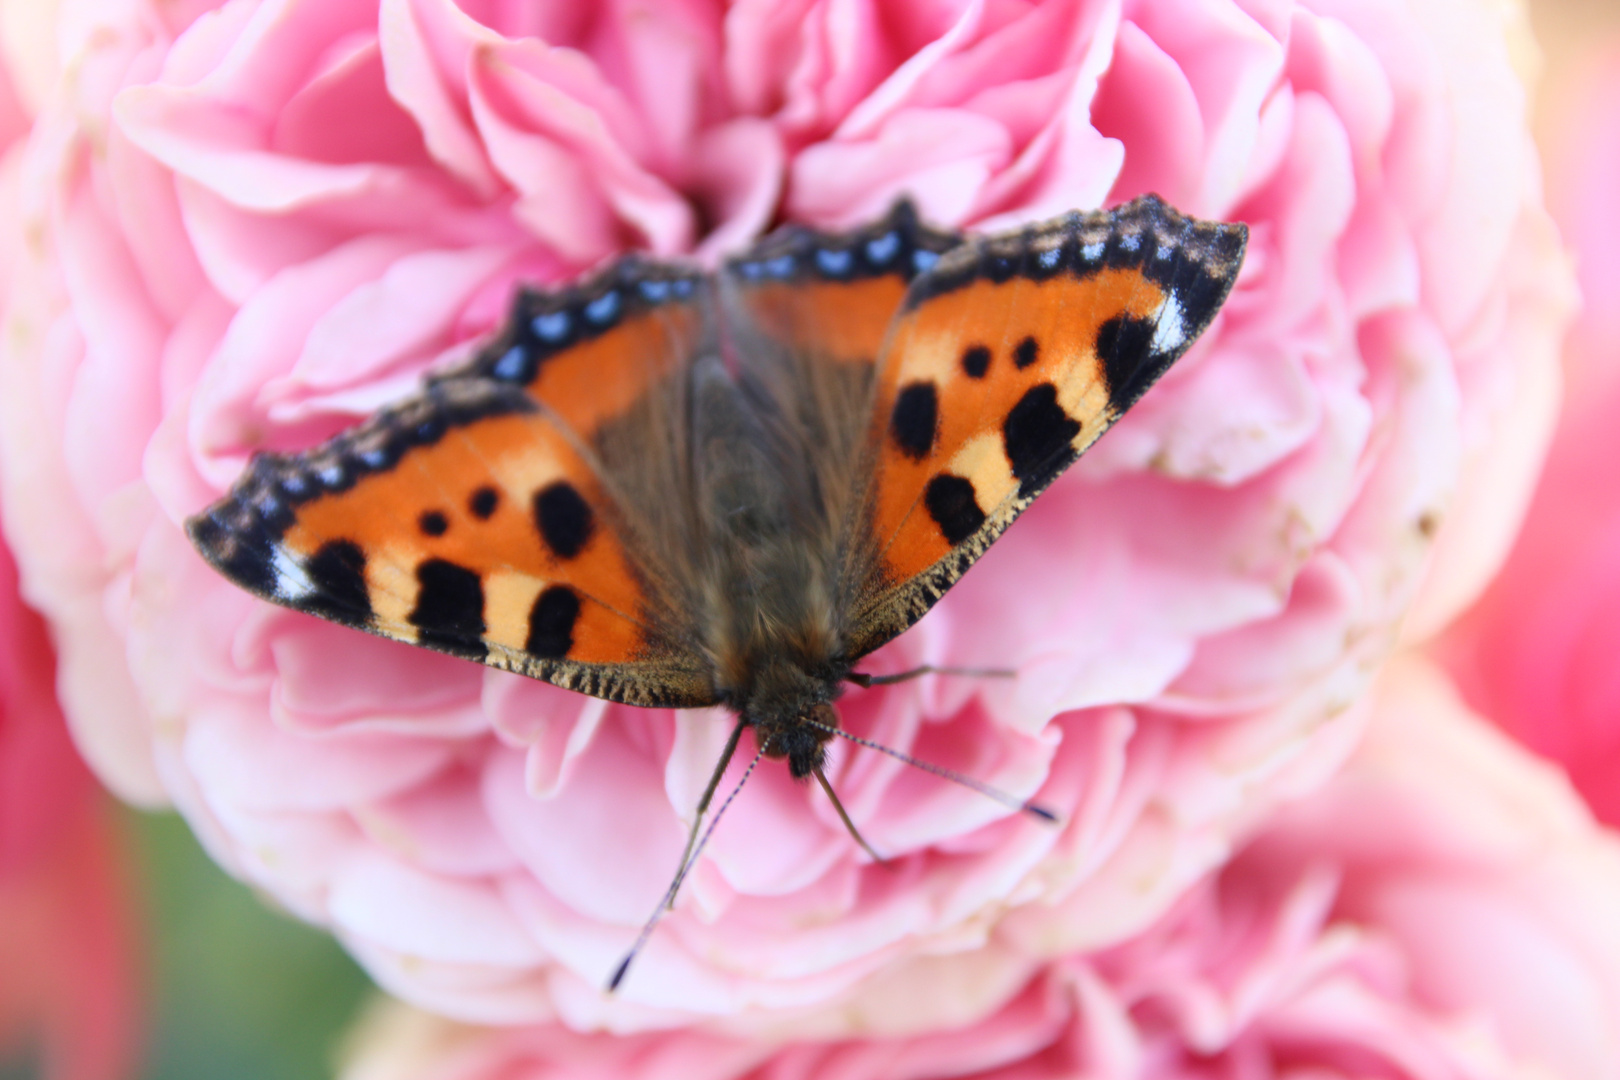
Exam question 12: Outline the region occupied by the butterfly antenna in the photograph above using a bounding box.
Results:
[606,748,764,994]
[812,766,886,864]
[847,665,1015,688]
[670,718,748,908]
[798,716,1059,824]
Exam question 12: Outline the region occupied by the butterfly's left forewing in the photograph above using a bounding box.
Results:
[187,260,722,708]
[842,195,1248,658]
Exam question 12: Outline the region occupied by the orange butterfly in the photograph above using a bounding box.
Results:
[187,195,1246,988]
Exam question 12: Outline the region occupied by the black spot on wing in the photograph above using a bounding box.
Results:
[1003,384,1082,498]
[925,474,988,545]
[527,585,581,658]
[304,540,371,622]
[961,345,991,379]
[1013,336,1039,369]
[533,482,595,560]
[419,510,448,537]
[410,559,486,660]
[469,486,499,520]
[890,382,939,459]
[1094,314,1159,413]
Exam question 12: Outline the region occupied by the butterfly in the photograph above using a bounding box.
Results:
[187,194,1247,988]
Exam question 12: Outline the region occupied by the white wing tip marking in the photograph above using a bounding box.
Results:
[1151,292,1186,355]
[271,545,316,601]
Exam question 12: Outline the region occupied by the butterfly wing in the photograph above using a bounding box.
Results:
[713,204,965,613]
[187,258,722,708]
[842,195,1248,658]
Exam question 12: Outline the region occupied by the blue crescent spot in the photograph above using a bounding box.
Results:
[584,290,621,324]
[816,248,854,276]
[532,311,572,342]
[865,231,901,265]
[492,345,528,381]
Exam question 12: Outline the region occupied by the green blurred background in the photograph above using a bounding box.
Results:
[2,810,373,1080]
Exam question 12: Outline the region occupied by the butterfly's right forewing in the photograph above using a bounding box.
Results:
[842,196,1248,658]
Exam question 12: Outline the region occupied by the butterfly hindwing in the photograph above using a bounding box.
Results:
[721,202,962,371]
[709,205,967,609]
[843,195,1248,657]
[188,262,722,708]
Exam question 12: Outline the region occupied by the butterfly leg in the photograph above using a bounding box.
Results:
[669,716,748,909]
[812,767,887,864]
[847,665,1016,688]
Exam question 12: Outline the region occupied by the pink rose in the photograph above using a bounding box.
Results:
[0,528,142,1080]
[0,0,1573,1028]
[0,37,142,1080]
[337,657,1620,1080]
[1436,48,1620,823]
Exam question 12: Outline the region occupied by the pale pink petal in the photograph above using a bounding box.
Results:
[330,849,546,966]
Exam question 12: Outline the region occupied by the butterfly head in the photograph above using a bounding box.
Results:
[752,701,839,779]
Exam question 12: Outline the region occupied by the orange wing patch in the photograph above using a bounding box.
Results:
[465,258,710,440]
[846,195,1248,656]
[188,382,715,708]
[870,265,1168,582]
[721,202,963,369]
[278,411,644,663]
[732,276,906,366]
